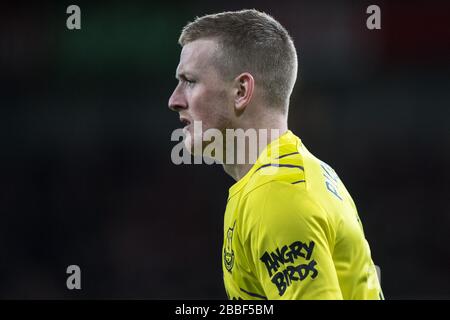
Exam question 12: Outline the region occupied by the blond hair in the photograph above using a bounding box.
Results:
[179,9,298,113]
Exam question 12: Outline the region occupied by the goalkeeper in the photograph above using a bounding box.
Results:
[168,9,384,300]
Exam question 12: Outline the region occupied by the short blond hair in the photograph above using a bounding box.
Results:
[179,9,298,113]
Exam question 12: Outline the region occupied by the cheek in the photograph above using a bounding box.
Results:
[188,88,209,113]
[203,96,231,129]
[211,90,233,125]
[189,85,232,129]
[191,88,223,114]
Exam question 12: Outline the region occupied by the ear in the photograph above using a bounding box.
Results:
[234,73,254,113]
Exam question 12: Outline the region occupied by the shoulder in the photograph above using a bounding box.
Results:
[242,151,307,198]
[240,179,333,241]
[243,180,322,220]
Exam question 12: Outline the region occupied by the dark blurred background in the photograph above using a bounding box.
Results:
[1,0,449,299]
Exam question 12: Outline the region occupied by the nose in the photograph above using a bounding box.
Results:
[168,85,187,112]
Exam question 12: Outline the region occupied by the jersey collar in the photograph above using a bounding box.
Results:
[227,130,299,200]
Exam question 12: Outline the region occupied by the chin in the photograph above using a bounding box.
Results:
[183,133,202,156]
[183,133,194,155]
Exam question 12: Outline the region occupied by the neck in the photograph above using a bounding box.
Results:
[222,120,288,182]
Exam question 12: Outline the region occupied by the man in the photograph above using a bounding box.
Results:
[168,9,383,300]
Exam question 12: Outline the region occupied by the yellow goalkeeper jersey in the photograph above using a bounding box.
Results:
[222,130,383,300]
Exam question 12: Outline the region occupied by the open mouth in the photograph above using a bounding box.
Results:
[180,118,191,127]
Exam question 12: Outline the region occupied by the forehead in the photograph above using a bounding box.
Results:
[177,39,219,75]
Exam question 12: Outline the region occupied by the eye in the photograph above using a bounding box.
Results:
[177,76,196,87]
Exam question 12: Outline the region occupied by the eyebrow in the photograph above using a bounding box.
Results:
[175,72,195,80]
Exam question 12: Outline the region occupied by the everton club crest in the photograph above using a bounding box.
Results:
[224,221,236,272]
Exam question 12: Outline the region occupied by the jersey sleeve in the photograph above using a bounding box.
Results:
[243,181,343,300]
